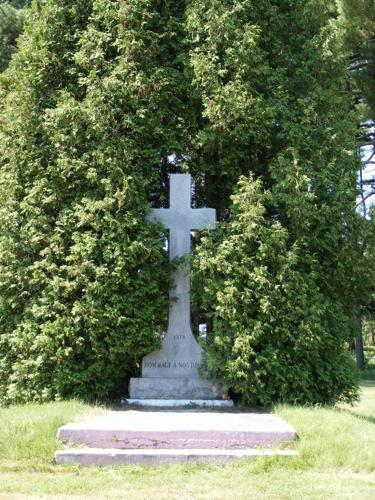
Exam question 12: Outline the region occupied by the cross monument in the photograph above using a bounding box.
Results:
[129,174,228,402]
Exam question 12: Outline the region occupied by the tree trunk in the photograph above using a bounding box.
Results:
[354,311,365,370]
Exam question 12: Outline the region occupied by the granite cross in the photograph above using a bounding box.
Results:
[143,174,216,378]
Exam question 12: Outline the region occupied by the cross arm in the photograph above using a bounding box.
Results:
[146,208,172,227]
[146,207,216,231]
[190,208,216,230]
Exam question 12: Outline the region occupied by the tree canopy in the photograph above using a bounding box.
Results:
[0,0,370,405]
[338,0,375,115]
[0,0,186,403]
[190,0,361,405]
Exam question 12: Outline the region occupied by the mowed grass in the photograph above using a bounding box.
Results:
[0,383,374,499]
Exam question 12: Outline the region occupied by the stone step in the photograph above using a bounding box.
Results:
[55,447,298,466]
[58,410,296,450]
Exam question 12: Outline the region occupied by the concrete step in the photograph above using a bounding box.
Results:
[57,410,296,449]
[55,447,298,466]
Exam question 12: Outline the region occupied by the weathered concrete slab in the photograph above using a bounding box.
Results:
[129,377,226,400]
[58,410,296,450]
[124,399,234,408]
[55,447,298,466]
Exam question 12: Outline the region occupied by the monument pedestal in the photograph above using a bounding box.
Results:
[127,376,233,407]
[129,377,224,400]
[127,340,233,407]
[126,324,232,406]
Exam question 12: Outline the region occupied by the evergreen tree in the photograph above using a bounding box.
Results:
[0,0,365,405]
[190,0,361,404]
[194,170,360,406]
[338,0,375,115]
[0,0,188,403]
[337,1,375,367]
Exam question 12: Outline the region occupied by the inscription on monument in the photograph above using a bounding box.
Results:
[143,361,200,370]
[174,335,185,340]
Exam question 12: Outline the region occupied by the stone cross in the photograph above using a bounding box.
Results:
[142,174,216,379]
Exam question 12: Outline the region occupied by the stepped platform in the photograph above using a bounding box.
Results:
[55,409,297,466]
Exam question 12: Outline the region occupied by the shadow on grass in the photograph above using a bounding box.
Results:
[360,379,375,387]
[333,380,375,425]
[337,409,375,425]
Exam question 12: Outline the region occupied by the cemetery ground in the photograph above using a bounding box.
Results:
[0,376,374,499]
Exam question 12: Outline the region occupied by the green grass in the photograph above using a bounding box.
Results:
[0,400,103,471]
[0,383,374,499]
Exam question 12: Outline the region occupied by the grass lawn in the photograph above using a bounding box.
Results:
[0,382,374,499]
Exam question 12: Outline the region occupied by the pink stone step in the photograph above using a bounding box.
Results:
[57,410,296,450]
[55,448,298,466]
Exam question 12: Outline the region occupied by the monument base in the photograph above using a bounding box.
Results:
[129,377,226,400]
[124,399,234,408]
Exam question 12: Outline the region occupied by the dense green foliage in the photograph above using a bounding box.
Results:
[338,1,375,360]
[0,0,191,403]
[338,0,375,115]
[1,1,30,8]
[0,0,367,405]
[190,0,361,405]
[0,2,26,72]
[194,176,359,405]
